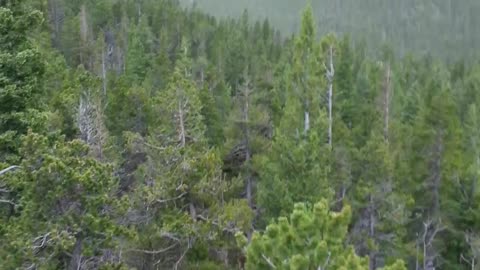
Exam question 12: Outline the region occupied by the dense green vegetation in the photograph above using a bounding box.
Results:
[1,0,480,269]
[181,0,480,61]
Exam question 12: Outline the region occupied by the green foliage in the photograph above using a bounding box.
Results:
[0,4,45,162]
[237,199,406,270]
[182,0,480,61]
[256,5,332,222]
[0,132,127,268]
[199,84,225,147]
[2,0,480,269]
[125,19,152,84]
[106,76,153,136]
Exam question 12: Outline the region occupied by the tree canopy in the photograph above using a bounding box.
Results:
[0,0,479,269]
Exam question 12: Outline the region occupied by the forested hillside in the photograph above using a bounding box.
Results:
[1,0,480,269]
[182,0,480,61]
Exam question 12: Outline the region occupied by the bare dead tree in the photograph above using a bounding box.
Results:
[173,87,196,220]
[419,219,446,270]
[77,91,108,159]
[325,45,335,147]
[461,232,480,270]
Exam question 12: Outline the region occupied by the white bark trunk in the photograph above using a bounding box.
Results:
[304,110,310,134]
[189,202,196,220]
[243,79,252,208]
[68,238,83,270]
[102,48,107,96]
[178,99,186,147]
[0,166,20,176]
[328,83,333,146]
[383,63,391,142]
[421,219,445,270]
[432,132,443,216]
[326,46,334,146]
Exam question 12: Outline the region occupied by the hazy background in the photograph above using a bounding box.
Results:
[181,0,480,61]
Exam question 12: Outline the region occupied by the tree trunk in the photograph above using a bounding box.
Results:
[189,202,197,220]
[242,79,252,208]
[48,0,64,49]
[79,4,88,67]
[326,45,334,146]
[383,63,391,142]
[431,131,444,216]
[304,110,310,134]
[178,99,186,147]
[68,237,83,270]
[369,195,376,270]
[102,48,107,97]
[241,76,254,241]
[328,82,332,146]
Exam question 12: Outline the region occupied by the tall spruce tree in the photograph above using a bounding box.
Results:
[256,4,332,222]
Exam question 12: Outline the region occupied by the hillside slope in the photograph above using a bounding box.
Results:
[182,0,480,61]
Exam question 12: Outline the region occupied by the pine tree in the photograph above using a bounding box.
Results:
[198,82,225,147]
[404,63,462,269]
[125,17,152,84]
[256,4,332,222]
[0,132,127,269]
[105,75,153,137]
[349,130,410,268]
[0,3,45,162]
[237,199,406,270]
[126,42,250,268]
[2,0,480,268]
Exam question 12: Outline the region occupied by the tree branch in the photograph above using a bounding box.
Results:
[160,232,181,242]
[0,199,16,206]
[32,232,52,254]
[196,214,241,234]
[154,192,187,205]
[460,254,474,268]
[262,254,277,269]
[173,239,192,270]
[318,251,331,270]
[0,165,20,176]
[144,141,167,151]
[128,243,178,255]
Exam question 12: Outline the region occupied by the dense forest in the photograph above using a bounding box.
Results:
[181,0,480,61]
[1,0,480,269]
